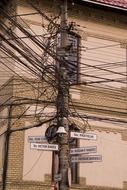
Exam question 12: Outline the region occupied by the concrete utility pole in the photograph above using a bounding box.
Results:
[56,0,70,189]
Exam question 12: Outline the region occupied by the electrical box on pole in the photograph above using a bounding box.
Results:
[56,31,80,85]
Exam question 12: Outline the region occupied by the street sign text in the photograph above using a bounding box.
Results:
[70,132,97,140]
[71,155,102,163]
[31,143,58,151]
[70,146,97,155]
[28,136,47,143]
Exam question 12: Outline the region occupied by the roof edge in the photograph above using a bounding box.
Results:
[78,0,127,12]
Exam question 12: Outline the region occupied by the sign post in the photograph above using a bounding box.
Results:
[71,155,102,163]
[54,174,62,182]
[70,132,97,140]
[31,143,58,151]
[28,136,47,143]
[70,146,97,155]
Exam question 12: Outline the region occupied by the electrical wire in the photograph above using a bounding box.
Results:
[0,0,126,136]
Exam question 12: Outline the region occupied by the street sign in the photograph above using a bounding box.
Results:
[70,132,97,140]
[28,136,47,143]
[31,143,58,151]
[71,155,102,163]
[70,146,97,155]
[54,173,62,182]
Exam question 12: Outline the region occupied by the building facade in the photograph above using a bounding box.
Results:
[0,0,127,190]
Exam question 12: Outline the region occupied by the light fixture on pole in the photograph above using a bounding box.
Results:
[56,126,67,134]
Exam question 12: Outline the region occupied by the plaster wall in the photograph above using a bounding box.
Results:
[79,131,127,188]
[23,121,52,182]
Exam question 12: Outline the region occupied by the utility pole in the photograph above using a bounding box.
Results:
[56,0,70,189]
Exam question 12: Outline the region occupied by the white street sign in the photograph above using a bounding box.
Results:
[71,155,102,163]
[54,174,62,182]
[28,136,47,143]
[70,132,97,140]
[31,143,58,151]
[70,146,97,155]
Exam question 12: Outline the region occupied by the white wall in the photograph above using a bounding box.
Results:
[79,130,127,188]
[23,121,52,182]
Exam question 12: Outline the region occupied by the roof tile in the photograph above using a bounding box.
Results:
[95,0,127,9]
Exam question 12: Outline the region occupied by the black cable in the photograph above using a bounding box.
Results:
[78,71,127,84]
[78,60,127,77]
[10,116,56,133]
[70,103,127,116]
[2,105,12,190]
[70,87,127,102]
[0,17,57,86]
[70,112,127,124]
